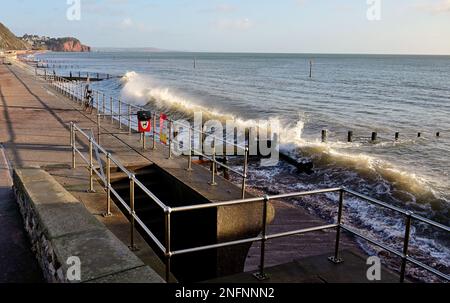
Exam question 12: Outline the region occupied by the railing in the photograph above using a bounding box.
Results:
[42,71,250,198]
[70,121,450,284]
[41,69,449,284]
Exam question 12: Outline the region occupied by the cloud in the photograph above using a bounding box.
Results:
[200,3,238,14]
[120,17,133,28]
[215,4,237,13]
[82,0,129,16]
[215,18,253,30]
[294,0,307,6]
[415,0,450,14]
[117,17,158,34]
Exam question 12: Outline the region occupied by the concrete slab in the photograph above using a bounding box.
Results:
[205,262,323,284]
[295,250,400,283]
[207,250,401,283]
[53,229,145,283]
[14,169,104,239]
[34,203,105,240]
[87,266,164,283]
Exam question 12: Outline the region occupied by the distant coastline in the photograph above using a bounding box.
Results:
[0,22,90,53]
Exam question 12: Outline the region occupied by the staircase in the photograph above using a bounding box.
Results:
[108,164,219,282]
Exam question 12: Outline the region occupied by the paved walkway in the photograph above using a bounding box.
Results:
[0,144,43,282]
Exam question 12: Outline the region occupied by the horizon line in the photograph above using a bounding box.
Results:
[89,48,450,56]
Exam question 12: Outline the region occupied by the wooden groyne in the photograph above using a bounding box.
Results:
[320,129,443,143]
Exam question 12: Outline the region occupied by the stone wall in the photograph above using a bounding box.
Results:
[13,168,164,283]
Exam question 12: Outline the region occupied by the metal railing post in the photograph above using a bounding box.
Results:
[80,82,83,105]
[129,175,138,251]
[254,195,270,281]
[400,212,412,283]
[329,188,345,264]
[241,146,249,199]
[118,98,122,129]
[102,94,106,117]
[152,112,157,150]
[187,126,193,171]
[142,132,146,151]
[88,136,95,193]
[110,97,113,124]
[128,104,132,135]
[70,122,76,169]
[103,153,112,217]
[209,140,217,186]
[168,120,173,159]
[165,208,172,283]
[97,114,101,145]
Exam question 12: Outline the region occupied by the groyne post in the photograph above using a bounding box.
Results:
[395,132,399,141]
[417,132,421,138]
[436,132,440,137]
[371,132,378,142]
[321,129,328,143]
[347,131,353,143]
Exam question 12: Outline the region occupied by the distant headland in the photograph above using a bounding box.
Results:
[0,22,90,52]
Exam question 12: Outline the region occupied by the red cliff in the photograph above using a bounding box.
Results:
[47,38,90,52]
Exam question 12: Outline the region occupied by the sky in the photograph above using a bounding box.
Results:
[1,0,450,54]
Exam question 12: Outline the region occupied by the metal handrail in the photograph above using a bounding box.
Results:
[166,187,450,283]
[70,123,168,255]
[48,74,250,198]
[51,72,449,284]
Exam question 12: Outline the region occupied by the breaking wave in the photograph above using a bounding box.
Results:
[120,71,449,281]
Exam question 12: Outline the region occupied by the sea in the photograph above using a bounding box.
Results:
[33,51,450,281]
